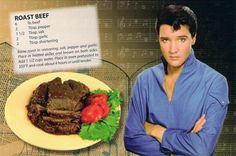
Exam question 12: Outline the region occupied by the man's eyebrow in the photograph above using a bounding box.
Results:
[177,35,188,38]
[159,37,169,39]
[159,35,188,38]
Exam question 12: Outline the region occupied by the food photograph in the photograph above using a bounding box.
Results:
[0,0,235,156]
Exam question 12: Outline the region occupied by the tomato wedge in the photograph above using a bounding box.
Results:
[81,93,110,123]
[85,93,108,105]
[81,104,103,123]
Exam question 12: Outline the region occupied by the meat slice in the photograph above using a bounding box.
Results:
[30,82,48,106]
[64,79,90,111]
[47,79,90,111]
[37,119,80,135]
[26,103,46,124]
[47,109,81,118]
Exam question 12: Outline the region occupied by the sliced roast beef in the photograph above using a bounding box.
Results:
[26,77,89,135]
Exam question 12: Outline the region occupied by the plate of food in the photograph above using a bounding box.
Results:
[5,72,122,150]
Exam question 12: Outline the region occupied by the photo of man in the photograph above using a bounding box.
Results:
[124,5,229,156]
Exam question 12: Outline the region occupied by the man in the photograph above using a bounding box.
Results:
[124,5,229,156]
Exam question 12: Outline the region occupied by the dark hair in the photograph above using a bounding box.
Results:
[155,5,198,37]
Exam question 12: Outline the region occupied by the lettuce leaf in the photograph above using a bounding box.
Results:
[79,89,122,142]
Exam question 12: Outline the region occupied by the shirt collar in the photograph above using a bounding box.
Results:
[161,49,197,75]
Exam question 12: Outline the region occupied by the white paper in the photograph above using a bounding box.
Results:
[10,6,101,74]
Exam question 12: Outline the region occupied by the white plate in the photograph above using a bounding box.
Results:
[5,72,111,150]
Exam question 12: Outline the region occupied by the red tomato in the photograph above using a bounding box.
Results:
[81,104,103,123]
[85,93,108,105]
[81,93,110,123]
[96,102,110,118]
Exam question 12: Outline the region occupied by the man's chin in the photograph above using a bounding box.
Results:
[167,62,184,69]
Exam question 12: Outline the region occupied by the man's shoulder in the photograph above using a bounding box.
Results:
[136,63,163,79]
[197,60,229,105]
[197,60,227,84]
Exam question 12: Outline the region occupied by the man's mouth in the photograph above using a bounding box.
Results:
[169,56,180,60]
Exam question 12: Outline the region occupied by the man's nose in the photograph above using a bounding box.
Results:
[169,41,178,54]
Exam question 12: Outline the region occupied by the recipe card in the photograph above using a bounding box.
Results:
[10,6,101,74]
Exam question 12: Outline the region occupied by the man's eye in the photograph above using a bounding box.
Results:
[161,39,168,43]
[179,38,186,43]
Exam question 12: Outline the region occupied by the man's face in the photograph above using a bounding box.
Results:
[159,24,196,69]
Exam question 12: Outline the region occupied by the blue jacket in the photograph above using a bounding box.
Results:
[124,51,229,156]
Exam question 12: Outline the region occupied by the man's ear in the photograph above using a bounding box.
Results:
[192,34,197,45]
